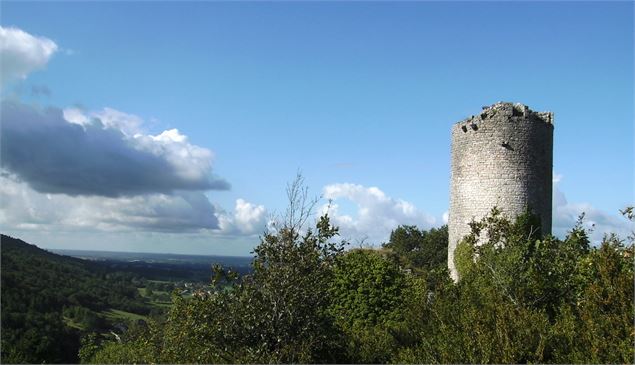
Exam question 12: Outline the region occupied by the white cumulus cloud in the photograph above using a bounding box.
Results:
[0,99,248,238]
[552,175,632,242]
[0,26,263,243]
[2,100,229,197]
[0,173,270,239]
[94,107,145,136]
[321,183,437,245]
[63,107,144,136]
[0,26,57,88]
[0,174,219,232]
[63,107,91,126]
[216,199,267,235]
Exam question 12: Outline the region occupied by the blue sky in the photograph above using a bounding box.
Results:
[1,1,633,255]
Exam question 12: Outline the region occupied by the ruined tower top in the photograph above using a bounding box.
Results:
[456,101,553,127]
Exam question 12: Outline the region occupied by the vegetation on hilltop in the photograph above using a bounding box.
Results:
[0,235,151,363]
[2,177,633,364]
[81,178,635,364]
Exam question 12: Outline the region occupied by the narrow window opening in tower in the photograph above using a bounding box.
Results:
[461,125,468,132]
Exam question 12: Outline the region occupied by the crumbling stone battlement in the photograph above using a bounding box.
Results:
[456,102,553,133]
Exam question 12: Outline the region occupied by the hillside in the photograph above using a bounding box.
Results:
[1,234,150,364]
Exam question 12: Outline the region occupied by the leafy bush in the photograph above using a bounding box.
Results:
[85,201,634,364]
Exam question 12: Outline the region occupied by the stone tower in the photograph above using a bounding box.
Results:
[448,102,553,281]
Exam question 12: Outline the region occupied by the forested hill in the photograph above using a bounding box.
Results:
[1,234,149,364]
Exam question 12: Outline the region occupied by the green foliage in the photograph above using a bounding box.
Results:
[144,287,153,297]
[78,333,100,364]
[383,224,448,273]
[342,322,401,364]
[402,209,634,364]
[328,249,410,363]
[64,306,105,330]
[90,215,347,364]
[80,203,635,364]
[0,234,150,364]
[455,209,588,318]
[1,310,80,364]
[550,234,634,363]
[89,176,349,363]
[329,249,408,328]
[397,282,551,363]
[239,214,346,363]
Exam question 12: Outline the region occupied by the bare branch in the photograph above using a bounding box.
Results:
[283,171,320,234]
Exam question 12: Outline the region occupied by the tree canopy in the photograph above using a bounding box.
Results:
[82,204,634,364]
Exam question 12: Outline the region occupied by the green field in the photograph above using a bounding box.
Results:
[147,279,172,284]
[101,309,147,322]
[137,286,174,308]
[63,316,86,330]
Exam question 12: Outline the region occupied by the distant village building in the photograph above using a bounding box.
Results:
[448,102,554,281]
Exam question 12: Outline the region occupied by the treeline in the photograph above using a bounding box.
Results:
[96,259,251,283]
[81,201,634,363]
[0,235,151,363]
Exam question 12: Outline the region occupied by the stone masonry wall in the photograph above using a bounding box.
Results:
[448,102,553,281]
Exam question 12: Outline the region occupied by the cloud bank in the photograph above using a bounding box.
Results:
[0,26,265,242]
[0,174,219,232]
[1,100,229,197]
[321,183,437,245]
[0,26,57,87]
[319,179,632,247]
[0,99,263,236]
[0,26,257,239]
[216,199,268,235]
[0,173,268,235]
[552,177,632,242]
